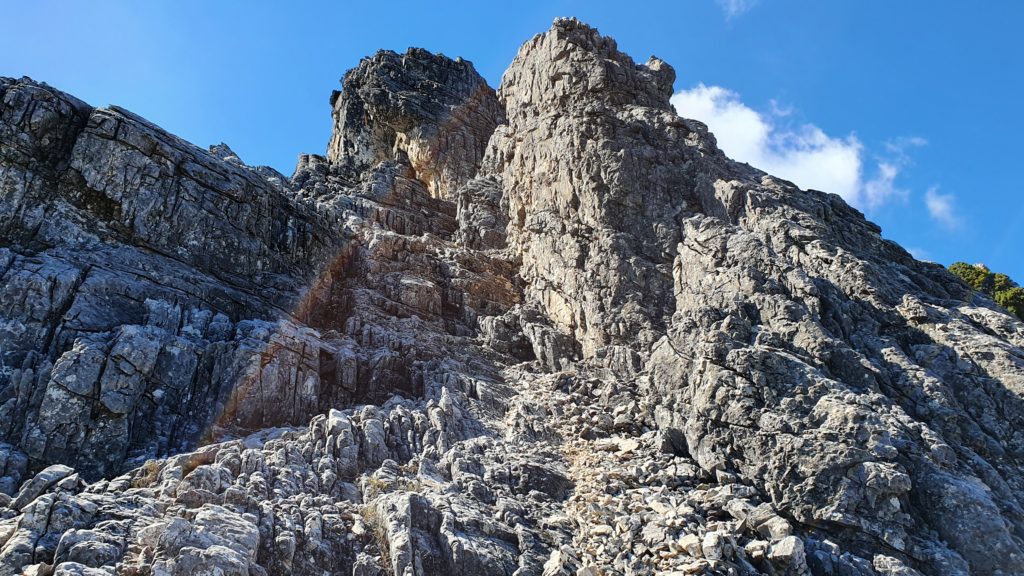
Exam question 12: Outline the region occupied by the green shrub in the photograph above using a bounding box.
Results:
[948,262,1024,321]
[995,287,1024,320]
[948,262,990,292]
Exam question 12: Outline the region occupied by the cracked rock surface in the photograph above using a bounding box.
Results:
[2,17,1023,576]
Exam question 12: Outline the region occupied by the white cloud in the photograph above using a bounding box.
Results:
[768,99,793,117]
[925,187,962,229]
[861,137,927,209]
[717,0,759,19]
[906,246,932,261]
[862,162,906,209]
[671,84,919,211]
[885,136,928,160]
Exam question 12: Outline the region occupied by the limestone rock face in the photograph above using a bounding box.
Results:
[486,18,701,359]
[2,16,1024,576]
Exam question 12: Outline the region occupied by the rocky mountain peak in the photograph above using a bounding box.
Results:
[485,19,717,360]
[500,17,676,118]
[326,47,503,199]
[1,18,1023,576]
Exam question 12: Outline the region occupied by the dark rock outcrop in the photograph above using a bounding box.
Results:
[326,48,504,200]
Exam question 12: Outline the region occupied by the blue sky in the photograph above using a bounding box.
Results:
[4,1,1022,279]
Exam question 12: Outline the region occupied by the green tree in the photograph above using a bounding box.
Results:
[948,262,1024,321]
[993,273,1015,294]
[948,262,990,292]
[996,287,1024,320]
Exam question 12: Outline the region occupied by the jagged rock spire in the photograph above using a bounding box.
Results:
[326,48,503,199]
[484,17,717,359]
[500,17,676,116]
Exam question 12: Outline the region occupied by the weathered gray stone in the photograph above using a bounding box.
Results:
[1,15,1023,576]
[11,464,75,511]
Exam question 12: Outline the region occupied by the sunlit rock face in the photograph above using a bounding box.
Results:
[1,17,1024,576]
[486,19,703,360]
